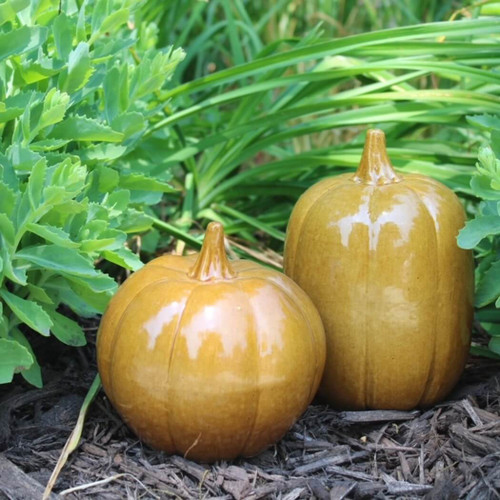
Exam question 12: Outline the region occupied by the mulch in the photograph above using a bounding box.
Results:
[0,324,499,500]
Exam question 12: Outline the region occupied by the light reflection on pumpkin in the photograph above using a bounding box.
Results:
[97,222,325,462]
[284,129,474,410]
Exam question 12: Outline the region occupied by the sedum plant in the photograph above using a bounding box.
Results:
[0,0,184,386]
[458,117,500,358]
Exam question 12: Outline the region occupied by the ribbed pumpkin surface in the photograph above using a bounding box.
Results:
[97,223,326,462]
[284,130,474,410]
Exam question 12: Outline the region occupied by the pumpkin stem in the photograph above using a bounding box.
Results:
[188,222,237,281]
[353,129,402,185]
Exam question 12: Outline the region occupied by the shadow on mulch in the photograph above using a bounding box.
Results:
[0,325,499,500]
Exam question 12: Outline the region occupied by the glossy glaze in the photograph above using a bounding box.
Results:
[97,222,326,462]
[284,129,474,410]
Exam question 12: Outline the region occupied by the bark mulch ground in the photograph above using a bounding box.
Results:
[0,328,499,500]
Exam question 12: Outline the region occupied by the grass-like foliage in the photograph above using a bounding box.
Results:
[1,0,500,385]
[143,2,500,254]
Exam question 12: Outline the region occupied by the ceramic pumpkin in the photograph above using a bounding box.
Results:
[284,129,474,410]
[97,222,325,462]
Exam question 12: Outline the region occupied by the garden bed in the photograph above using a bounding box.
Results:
[0,328,499,500]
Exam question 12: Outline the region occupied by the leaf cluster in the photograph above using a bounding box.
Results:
[140,6,500,254]
[0,0,184,385]
[2,0,500,385]
[458,116,500,358]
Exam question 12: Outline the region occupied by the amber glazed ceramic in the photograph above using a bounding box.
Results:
[284,129,474,410]
[97,222,326,462]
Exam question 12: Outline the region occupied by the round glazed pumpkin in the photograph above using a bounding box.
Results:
[284,129,473,410]
[97,222,326,462]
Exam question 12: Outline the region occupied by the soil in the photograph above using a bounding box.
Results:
[0,324,499,500]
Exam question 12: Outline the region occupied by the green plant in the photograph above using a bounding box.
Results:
[2,0,500,387]
[142,12,500,254]
[0,0,184,386]
[458,117,500,358]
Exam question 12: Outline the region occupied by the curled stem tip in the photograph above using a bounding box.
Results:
[188,222,236,281]
[353,129,401,186]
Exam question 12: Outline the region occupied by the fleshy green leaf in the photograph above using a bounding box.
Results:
[30,139,71,151]
[64,272,117,294]
[52,12,73,60]
[0,182,16,216]
[466,114,500,132]
[25,223,80,248]
[11,329,43,387]
[15,56,62,85]
[96,166,119,193]
[65,275,116,313]
[489,337,500,356]
[76,0,86,42]
[120,209,154,233]
[27,283,54,304]
[7,143,43,172]
[470,344,500,359]
[131,48,185,99]
[60,42,93,94]
[102,247,143,271]
[111,112,146,138]
[476,261,500,308]
[0,289,52,336]
[0,248,27,285]
[0,26,48,61]
[0,0,30,26]
[48,310,86,347]
[27,159,47,210]
[104,66,120,122]
[0,213,15,245]
[0,338,33,384]
[80,229,126,252]
[118,173,177,192]
[89,8,129,45]
[45,277,101,318]
[50,116,124,142]
[470,175,499,201]
[46,158,87,196]
[38,89,70,131]
[102,189,130,215]
[78,143,127,163]
[457,216,500,249]
[14,245,98,277]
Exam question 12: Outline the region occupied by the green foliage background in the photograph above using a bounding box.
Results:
[1,0,500,385]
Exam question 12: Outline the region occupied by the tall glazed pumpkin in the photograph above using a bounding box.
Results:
[97,222,325,462]
[284,129,474,410]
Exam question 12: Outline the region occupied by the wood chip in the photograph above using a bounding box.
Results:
[462,399,484,427]
[450,423,499,455]
[169,456,210,483]
[326,465,377,482]
[282,487,305,500]
[382,473,433,495]
[307,478,330,500]
[398,451,414,482]
[222,465,249,482]
[328,481,356,500]
[3,349,499,500]
[0,453,58,499]
[419,445,426,484]
[222,479,252,500]
[81,443,107,457]
[340,410,419,423]
[293,450,368,474]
